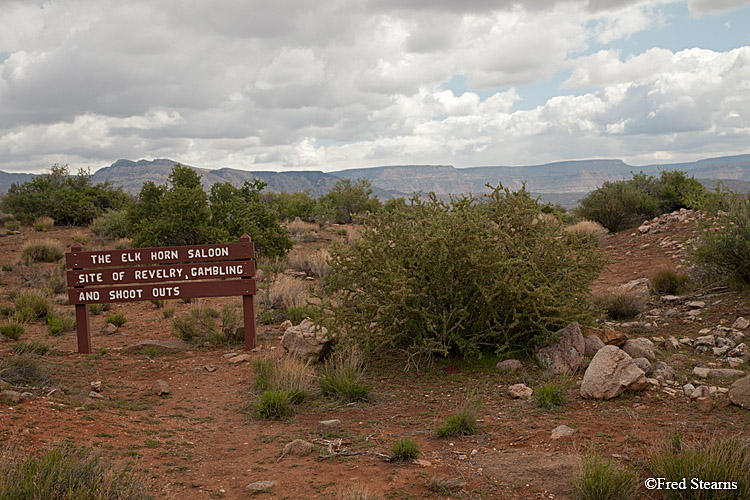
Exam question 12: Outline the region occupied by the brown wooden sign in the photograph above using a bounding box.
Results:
[66,235,257,354]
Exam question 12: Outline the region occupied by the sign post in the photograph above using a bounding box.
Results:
[66,236,257,354]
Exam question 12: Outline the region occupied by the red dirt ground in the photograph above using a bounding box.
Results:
[1,216,748,500]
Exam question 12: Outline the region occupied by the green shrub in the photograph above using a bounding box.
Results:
[436,407,479,437]
[4,220,19,231]
[594,290,646,320]
[1,264,13,271]
[90,209,130,239]
[0,444,148,500]
[149,299,166,309]
[21,240,64,264]
[106,313,127,328]
[535,375,574,409]
[315,178,381,223]
[1,164,131,226]
[321,186,604,359]
[575,170,707,232]
[691,192,750,287]
[89,303,103,315]
[47,315,75,336]
[649,433,750,499]
[651,267,691,295]
[162,307,175,319]
[390,438,420,462]
[0,322,24,340]
[285,304,313,325]
[319,346,370,403]
[253,390,296,419]
[262,190,318,221]
[127,165,292,257]
[32,216,54,231]
[14,292,52,320]
[0,354,50,385]
[11,340,50,356]
[572,454,639,500]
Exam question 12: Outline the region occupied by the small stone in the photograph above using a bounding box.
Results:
[661,295,682,303]
[663,387,677,396]
[318,419,343,435]
[693,367,710,378]
[204,364,217,372]
[663,337,681,351]
[727,357,744,368]
[691,385,711,400]
[90,381,102,392]
[687,310,701,317]
[282,439,314,457]
[88,391,104,399]
[508,383,533,399]
[19,392,35,402]
[279,319,293,330]
[732,317,749,330]
[632,357,653,375]
[0,390,22,404]
[729,343,748,357]
[223,352,238,358]
[687,301,706,309]
[695,335,715,346]
[713,346,730,356]
[637,225,651,234]
[695,396,713,412]
[683,383,695,396]
[413,459,432,467]
[152,379,170,396]
[647,378,659,387]
[496,359,522,372]
[101,323,118,335]
[228,354,252,364]
[550,425,576,440]
[245,481,276,492]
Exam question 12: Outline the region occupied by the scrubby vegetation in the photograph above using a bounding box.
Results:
[593,289,647,320]
[435,397,480,437]
[172,305,241,345]
[572,454,639,500]
[691,191,750,287]
[249,356,315,419]
[390,438,420,462]
[651,266,692,295]
[649,433,750,500]
[1,164,130,226]
[319,346,370,403]
[575,170,708,232]
[0,444,148,500]
[321,186,605,359]
[20,240,64,264]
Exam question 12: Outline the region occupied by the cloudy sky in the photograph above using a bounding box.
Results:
[1,0,749,173]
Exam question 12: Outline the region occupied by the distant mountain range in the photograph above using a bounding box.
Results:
[1,154,749,208]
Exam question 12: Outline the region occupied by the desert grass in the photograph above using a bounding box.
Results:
[257,274,310,311]
[319,345,370,403]
[572,454,639,500]
[287,217,318,238]
[593,289,647,320]
[288,248,331,279]
[20,239,64,264]
[566,219,609,243]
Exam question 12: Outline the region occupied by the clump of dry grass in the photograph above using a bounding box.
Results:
[339,484,379,500]
[566,220,609,242]
[257,274,310,311]
[426,477,466,496]
[32,216,54,232]
[593,289,647,320]
[287,218,318,240]
[21,239,64,264]
[288,248,331,279]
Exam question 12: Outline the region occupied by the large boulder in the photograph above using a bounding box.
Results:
[536,323,585,375]
[729,375,750,410]
[584,335,606,356]
[621,338,655,361]
[581,346,648,400]
[585,327,628,347]
[281,319,331,362]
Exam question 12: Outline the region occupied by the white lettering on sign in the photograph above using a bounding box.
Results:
[188,247,230,259]
[120,252,141,263]
[112,271,125,281]
[151,286,181,298]
[134,268,184,281]
[77,272,103,284]
[151,250,179,261]
[91,254,111,264]
[190,264,243,278]
[78,291,100,301]
[108,289,144,300]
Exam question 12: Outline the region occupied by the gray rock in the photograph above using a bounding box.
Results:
[652,362,675,381]
[584,335,606,356]
[663,337,681,351]
[90,381,102,392]
[695,396,713,411]
[708,368,745,379]
[246,481,276,492]
[621,338,655,361]
[550,425,576,440]
[281,319,331,362]
[691,385,711,400]
[693,367,710,378]
[661,295,682,303]
[282,439,314,457]
[508,383,533,399]
[713,346,730,356]
[621,278,650,298]
[729,343,748,357]
[0,390,22,404]
[687,301,706,309]
[535,322,585,375]
[318,419,343,435]
[632,357,653,375]
[88,391,105,399]
[716,337,736,348]
[228,354,252,364]
[683,383,695,396]
[101,323,118,335]
[695,335,715,346]
[204,364,217,372]
[581,346,648,400]
[496,359,523,372]
[732,317,749,330]
[19,392,35,402]
[729,375,750,410]
[152,379,170,396]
